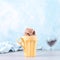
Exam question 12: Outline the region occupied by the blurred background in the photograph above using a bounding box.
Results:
[0,0,60,53]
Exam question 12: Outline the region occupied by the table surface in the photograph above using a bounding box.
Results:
[0,51,60,60]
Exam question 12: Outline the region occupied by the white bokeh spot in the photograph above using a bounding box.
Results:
[0,1,19,36]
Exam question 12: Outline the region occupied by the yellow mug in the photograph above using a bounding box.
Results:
[17,36,37,57]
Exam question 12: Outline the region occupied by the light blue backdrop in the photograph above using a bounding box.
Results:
[0,0,60,50]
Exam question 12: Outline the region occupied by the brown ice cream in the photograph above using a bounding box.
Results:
[24,28,35,36]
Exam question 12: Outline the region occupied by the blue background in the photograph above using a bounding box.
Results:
[0,0,60,50]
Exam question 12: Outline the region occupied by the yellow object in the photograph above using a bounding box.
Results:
[17,36,37,57]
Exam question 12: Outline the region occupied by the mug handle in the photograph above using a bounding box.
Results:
[16,38,25,49]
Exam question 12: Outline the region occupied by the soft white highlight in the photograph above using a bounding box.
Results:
[0,1,19,37]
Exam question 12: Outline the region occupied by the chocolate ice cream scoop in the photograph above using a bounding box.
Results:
[24,28,35,36]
